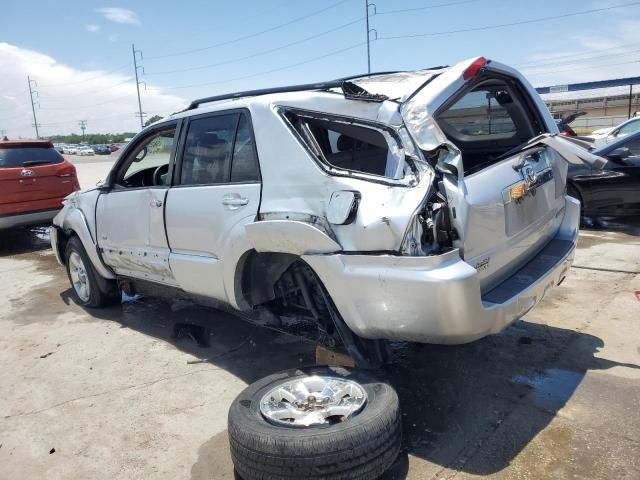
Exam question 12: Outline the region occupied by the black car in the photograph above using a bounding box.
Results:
[568,130,640,216]
[91,144,111,155]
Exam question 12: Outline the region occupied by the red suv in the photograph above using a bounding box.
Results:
[0,139,80,229]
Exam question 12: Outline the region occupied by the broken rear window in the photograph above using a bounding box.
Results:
[283,110,406,180]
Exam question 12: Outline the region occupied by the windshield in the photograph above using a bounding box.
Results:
[0,146,64,167]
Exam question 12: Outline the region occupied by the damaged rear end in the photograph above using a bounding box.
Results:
[285,58,593,344]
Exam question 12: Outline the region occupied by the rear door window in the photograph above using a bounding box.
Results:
[0,147,64,167]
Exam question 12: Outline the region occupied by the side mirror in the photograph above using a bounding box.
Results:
[607,147,631,161]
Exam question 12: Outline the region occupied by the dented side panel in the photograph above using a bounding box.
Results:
[96,189,175,284]
[249,102,433,253]
[245,219,341,255]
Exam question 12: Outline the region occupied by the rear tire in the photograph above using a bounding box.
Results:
[228,366,402,480]
[65,236,119,308]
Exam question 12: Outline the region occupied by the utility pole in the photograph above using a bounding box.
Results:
[132,44,146,129]
[628,84,634,119]
[78,120,88,142]
[27,76,41,139]
[365,1,376,73]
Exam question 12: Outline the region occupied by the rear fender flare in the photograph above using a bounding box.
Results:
[245,220,341,256]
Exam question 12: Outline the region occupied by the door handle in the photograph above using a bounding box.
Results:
[150,199,163,207]
[222,196,249,207]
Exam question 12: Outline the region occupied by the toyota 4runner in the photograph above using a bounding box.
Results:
[50,57,603,365]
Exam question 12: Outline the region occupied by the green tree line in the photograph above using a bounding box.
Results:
[47,133,138,144]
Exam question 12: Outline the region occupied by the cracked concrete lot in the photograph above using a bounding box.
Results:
[0,186,639,478]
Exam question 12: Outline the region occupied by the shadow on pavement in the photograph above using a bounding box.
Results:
[0,226,51,257]
[58,290,638,479]
[582,215,640,236]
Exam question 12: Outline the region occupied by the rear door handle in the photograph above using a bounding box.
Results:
[222,196,249,207]
[150,199,163,207]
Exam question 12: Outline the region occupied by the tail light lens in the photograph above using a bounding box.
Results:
[56,164,77,177]
[463,57,489,81]
[56,162,80,190]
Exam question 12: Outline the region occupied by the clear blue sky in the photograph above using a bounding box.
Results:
[2,0,640,136]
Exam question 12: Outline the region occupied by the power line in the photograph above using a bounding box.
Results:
[525,59,640,77]
[27,76,41,139]
[132,44,146,129]
[519,48,640,71]
[78,120,87,141]
[164,41,365,91]
[145,0,351,60]
[39,94,136,111]
[39,112,138,127]
[37,78,134,99]
[512,42,640,67]
[365,0,375,73]
[378,2,640,40]
[37,64,130,88]
[0,112,31,122]
[145,17,364,76]
[377,0,483,15]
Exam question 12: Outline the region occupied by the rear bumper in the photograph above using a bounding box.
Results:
[303,196,580,344]
[0,208,60,229]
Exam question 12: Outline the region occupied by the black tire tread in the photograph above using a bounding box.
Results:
[228,367,401,480]
[65,236,119,308]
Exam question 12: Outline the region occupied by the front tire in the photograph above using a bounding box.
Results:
[228,366,402,480]
[65,236,119,308]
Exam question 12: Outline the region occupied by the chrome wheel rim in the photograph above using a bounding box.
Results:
[69,252,91,302]
[259,375,367,427]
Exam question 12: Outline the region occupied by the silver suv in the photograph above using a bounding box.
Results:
[50,57,601,364]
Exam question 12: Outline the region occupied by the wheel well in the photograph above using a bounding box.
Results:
[54,228,74,265]
[566,181,582,202]
[237,250,299,308]
[236,250,390,368]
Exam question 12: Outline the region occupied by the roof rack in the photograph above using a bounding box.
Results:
[185,71,402,111]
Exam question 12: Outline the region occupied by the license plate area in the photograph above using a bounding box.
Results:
[503,174,556,237]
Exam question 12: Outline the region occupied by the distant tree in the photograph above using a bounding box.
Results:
[144,115,164,127]
[47,132,138,144]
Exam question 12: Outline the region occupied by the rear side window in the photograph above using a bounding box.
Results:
[0,147,64,167]
[284,111,405,179]
[179,112,259,185]
[230,114,260,182]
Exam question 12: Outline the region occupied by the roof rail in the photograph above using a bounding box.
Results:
[184,71,402,111]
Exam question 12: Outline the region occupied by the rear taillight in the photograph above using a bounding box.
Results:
[56,163,79,190]
[56,166,76,177]
[463,57,489,81]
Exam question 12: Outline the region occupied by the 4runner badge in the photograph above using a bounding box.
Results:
[474,257,490,272]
